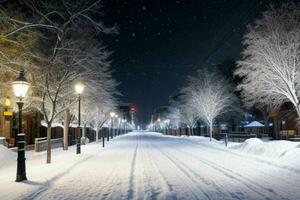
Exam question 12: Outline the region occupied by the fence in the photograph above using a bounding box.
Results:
[34,137,63,152]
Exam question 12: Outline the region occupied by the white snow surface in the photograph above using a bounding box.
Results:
[0,145,16,170]
[0,132,300,200]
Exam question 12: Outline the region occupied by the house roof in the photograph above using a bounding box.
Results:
[244,121,264,128]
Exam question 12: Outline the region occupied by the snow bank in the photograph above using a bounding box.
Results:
[229,138,300,165]
[0,145,16,169]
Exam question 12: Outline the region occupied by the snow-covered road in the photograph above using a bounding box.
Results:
[1,132,299,200]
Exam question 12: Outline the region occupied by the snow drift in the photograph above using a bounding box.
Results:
[229,138,300,165]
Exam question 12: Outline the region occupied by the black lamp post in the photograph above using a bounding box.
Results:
[75,82,84,154]
[13,70,29,182]
[115,114,118,137]
[110,112,115,139]
[102,129,105,147]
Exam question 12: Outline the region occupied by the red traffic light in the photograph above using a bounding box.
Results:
[130,106,136,113]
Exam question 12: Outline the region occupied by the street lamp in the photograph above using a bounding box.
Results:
[115,114,119,137]
[164,119,170,135]
[109,112,115,140]
[157,118,161,132]
[117,117,121,136]
[75,82,84,154]
[123,119,126,134]
[121,119,125,134]
[12,70,29,182]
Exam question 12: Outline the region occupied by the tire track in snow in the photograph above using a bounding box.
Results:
[143,139,177,200]
[181,139,293,199]
[100,140,140,200]
[183,138,300,174]
[150,143,208,200]
[127,134,139,200]
[156,144,244,200]
[166,140,290,200]
[98,158,124,200]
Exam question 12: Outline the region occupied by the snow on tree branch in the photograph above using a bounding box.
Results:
[180,69,238,140]
[235,2,300,118]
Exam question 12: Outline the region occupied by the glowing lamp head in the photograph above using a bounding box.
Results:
[12,70,29,100]
[74,82,85,94]
[115,114,118,118]
[157,118,161,122]
[110,112,115,118]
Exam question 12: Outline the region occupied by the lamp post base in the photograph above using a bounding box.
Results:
[76,137,81,154]
[16,134,27,182]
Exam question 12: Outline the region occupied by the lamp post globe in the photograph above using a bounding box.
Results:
[13,70,29,182]
[12,71,29,100]
[74,82,84,154]
[75,82,84,94]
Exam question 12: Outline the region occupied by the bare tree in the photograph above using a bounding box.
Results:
[0,0,117,163]
[235,3,300,122]
[182,69,237,141]
[166,107,181,132]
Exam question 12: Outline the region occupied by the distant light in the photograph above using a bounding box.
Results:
[269,123,273,126]
[110,112,115,118]
[282,121,286,125]
[4,97,11,108]
[130,106,136,113]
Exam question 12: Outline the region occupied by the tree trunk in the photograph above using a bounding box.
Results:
[273,114,280,140]
[96,127,99,142]
[209,122,213,141]
[191,127,194,136]
[63,109,70,150]
[82,124,86,138]
[47,125,51,163]
[263,112,270,135]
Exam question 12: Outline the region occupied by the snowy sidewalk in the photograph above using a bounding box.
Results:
[0,132,299,200]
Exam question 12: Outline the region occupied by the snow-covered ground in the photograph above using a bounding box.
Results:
[1,132,300,200]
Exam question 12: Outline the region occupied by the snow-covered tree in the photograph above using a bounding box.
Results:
[0,0,117,163]
[168,95,198,135]
[178,106,198,136]
[182,69,237,141]
[235,3,300,122]
[166,107,181,130]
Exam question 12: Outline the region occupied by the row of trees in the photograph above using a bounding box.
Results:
[166,2,300,140]
[0,0,119,163]
[168,69,239,141]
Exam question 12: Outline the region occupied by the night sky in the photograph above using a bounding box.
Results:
[102,0,282,125]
